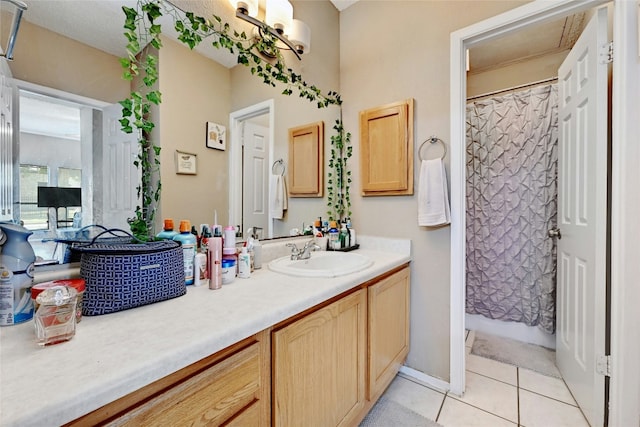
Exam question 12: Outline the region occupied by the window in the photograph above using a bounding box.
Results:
[58,168,82,225]
[19,164,49,230]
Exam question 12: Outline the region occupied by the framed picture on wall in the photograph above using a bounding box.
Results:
[175,150,197,175]
[206,122,226,150]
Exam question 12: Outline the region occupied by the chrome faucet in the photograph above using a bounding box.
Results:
[286,240,321,260]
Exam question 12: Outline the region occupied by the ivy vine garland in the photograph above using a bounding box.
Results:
[120,0,351,239]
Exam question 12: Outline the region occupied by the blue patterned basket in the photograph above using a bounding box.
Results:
[76,230,186,316]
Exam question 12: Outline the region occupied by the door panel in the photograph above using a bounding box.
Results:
[556,8,608,427]
[242,121,269,234]
[102,103,139,230]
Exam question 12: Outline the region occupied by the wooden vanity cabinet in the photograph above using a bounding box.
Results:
[272,264,410,426]
[67,265,409,427]
[66,330,271,427]
[272,289,367,427]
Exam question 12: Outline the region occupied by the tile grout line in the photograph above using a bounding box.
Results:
[435,391,447,423]
[444,395,520,425]
[466,367,518,388]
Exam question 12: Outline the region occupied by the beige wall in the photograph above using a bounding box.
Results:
[340,0,528,381]
[157,37,231,230]
[1,14,128,103]
[230,0,341,237]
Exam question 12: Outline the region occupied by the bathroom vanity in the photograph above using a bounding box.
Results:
[0,237,410,426]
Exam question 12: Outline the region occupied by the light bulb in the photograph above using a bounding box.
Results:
[265,0,293,34]
[288,19,311,55]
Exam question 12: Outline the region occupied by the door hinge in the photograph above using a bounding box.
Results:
[596,354,612,376]
[599,42,613,64]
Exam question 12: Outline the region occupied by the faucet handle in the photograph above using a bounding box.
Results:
[286,242,300,259]
[303,240,320,250]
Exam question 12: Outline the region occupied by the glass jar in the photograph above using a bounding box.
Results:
[32,279,85,323]
[34,286,77,346]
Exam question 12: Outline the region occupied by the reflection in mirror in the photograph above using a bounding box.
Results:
[2,0,341,263]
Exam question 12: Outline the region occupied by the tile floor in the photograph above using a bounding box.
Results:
[381,330,591,427]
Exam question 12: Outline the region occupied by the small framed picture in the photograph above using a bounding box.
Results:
[175,150,197,175]
[206,122,226,150]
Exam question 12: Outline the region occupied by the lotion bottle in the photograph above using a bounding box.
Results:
[328,221,340,250]
[156,219,178,240]
[238,247,251,279]
[173,220,196,285]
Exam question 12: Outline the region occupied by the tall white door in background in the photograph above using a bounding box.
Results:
[556,7,608,427]
[242,121,269,236]
[102,103,139,230]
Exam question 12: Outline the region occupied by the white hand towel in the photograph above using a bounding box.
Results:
[418,159,451,227]
[270,174,287,220]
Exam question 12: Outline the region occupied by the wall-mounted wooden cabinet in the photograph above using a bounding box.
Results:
[288,121,324,197]
[360,99,414,196]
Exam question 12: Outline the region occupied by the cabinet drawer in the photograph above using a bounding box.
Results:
[112,342,263,426]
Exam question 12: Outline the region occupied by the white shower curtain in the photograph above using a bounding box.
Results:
[465,84,558,334]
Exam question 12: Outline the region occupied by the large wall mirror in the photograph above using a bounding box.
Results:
[1,0,340,263]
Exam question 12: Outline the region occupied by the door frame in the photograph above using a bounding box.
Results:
[229,99,275,239]
[449,0,640,425]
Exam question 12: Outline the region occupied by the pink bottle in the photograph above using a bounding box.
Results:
[207,233,223,290]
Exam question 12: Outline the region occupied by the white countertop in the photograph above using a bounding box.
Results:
[0,236,410,427]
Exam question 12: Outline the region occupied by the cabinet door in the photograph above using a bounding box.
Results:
[360,99,414,196]
[288,121,324,197]
[273,289,367,427]
[368,267,410,400]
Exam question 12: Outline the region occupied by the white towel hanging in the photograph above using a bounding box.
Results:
[418,159,451,227]
[270,174,288,220]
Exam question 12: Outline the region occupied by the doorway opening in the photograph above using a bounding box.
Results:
[229,99,275,239]
[450,2,611,426]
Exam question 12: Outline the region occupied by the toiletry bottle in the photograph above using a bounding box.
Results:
[201,226,211,253]
[238,247,251,279]
[156,219,178,240]
[194,252,207,287]
[347,218,356,246]
[328,221,340,250]
[191,225,200,250]
[223,225,236,249]
[339,222,350,248]
[173,220,197,285]
[208,230,223,290]
[253,235,262,269]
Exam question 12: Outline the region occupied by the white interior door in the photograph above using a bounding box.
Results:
[556,7,608,427]
[242,120,269,236]
[101,103,139,230]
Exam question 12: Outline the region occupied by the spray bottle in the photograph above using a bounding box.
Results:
[208,227,223,290]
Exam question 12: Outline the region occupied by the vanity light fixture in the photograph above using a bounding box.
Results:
[0,0,27,61]
[228,0,311,59]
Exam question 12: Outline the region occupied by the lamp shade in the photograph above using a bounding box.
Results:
[265,0,293,34]
[288,19,311,54]
[229,0,258,17]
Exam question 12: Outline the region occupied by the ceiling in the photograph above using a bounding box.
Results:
[469,13,586,73]
[13,1,584,74]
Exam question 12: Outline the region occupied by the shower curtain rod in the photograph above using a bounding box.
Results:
[466,77,558,102]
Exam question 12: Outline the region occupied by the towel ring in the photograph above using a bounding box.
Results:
[418,136,447,161]
[272,159,286,176]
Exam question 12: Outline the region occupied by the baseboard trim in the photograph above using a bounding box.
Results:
[398,365,451,394]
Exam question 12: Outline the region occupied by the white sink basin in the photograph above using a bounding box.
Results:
[268,251,373,278]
